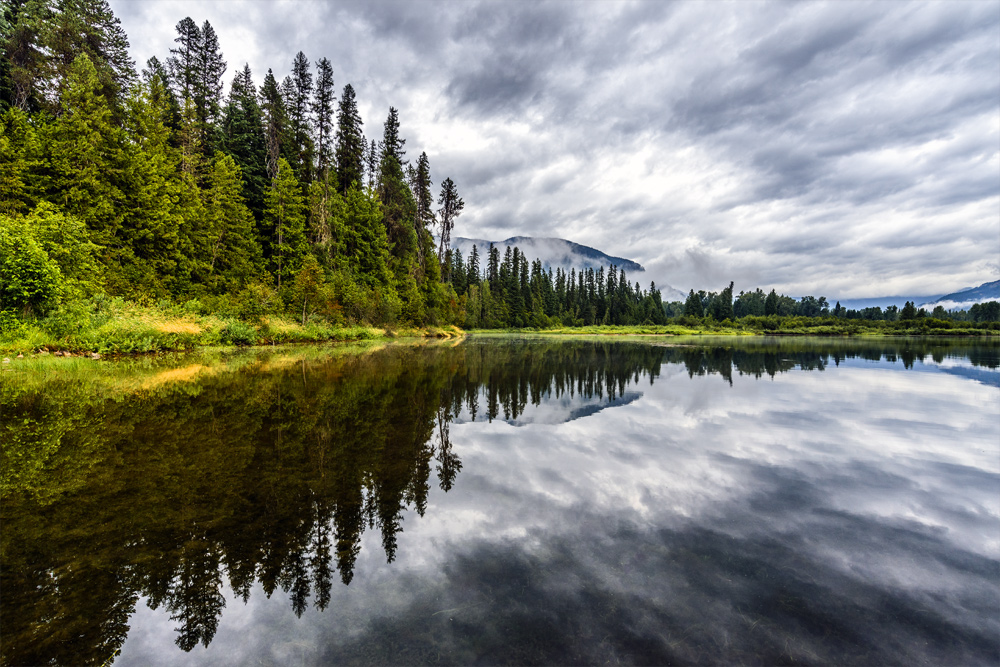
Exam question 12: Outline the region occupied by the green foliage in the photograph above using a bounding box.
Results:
[264,157,307,289]
[0,214,63,314]
[220,318,258,345]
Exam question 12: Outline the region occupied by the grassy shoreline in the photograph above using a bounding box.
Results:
[0,299,463,356]
[468,320,1000,337]
[4,307,996,358]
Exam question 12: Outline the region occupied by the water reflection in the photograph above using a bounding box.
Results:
[1,336,997,666]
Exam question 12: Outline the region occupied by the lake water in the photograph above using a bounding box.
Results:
[2,336,998,665]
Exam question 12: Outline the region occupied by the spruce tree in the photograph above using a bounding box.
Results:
[264,157,307,290]
[167,17,200,101]
[203,153,263,291]
[436,177,464,261]
[3,0,49,112]
[45,53,124,248]
[288,51,313,184]
[334,83,365,194]
[194,20,225,153]
[312,57,334,181]
[41,0,135,113]
[259,69,290,182]
[220,64,267,222]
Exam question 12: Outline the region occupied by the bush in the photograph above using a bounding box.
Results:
[220,319,259,346]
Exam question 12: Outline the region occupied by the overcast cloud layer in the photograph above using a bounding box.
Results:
[110,0,1000,297]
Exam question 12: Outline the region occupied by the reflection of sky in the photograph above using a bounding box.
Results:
[117,357,1000,665]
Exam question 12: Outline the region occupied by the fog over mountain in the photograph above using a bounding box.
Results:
[919,280,1000,310]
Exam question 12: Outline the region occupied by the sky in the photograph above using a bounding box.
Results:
[108,0,1000,297]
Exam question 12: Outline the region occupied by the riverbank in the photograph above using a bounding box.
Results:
[470,318,1000,337]
[0,298,463,356]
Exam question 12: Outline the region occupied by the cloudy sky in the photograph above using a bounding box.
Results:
[108,0,999,297]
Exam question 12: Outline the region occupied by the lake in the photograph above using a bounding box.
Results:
[2,335,998,665]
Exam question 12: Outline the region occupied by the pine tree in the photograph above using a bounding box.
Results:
[41,0,136,113]
[764,288,779,316]
[203,153,263,291]
[220,64,267,222]
[365,138,379,190]
[141,56,180,134]
[259,69,287,182]
[3,0,49,112]
[264,157,307,290]
[194,20,225,153]
[167,17,200,101]
[334,83,365,194]
[312,57,335,181]
[684,289,704,317]
[436,177,464,261]
[466,244,480,287]
[0,107,40,214]
[45,53,124,247]
[288,51,313,184]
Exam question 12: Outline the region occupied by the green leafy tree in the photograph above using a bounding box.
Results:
[0,214,63,314]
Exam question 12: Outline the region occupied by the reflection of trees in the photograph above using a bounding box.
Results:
[1,346,463,665]
[1,336,996,664]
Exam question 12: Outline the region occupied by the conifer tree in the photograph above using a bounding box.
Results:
[264,157,307,290]
[45,53,124,247]
[203,153,263,291]
[259,69,288,182]
[764,288,779,316]
[41,0,135,113]
[334,84,365,194]
[3,0,49,112]
[141,56,180,134]
[436,177,464,261]
[288,51,313,184]
[220,64,267,222]
[194,20,225,152]
[0,107,40,214]
[167,17,200,101]
[312,57,335,181]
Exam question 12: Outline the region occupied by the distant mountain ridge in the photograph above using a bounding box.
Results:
[920,280,1000,308]
[453,236,644,273]
[833,280,999,311]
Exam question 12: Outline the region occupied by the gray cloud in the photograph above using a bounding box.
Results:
[109,0,1000,297]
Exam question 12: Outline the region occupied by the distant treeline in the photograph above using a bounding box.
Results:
[441,244,668,328]
[664,284,1000,325]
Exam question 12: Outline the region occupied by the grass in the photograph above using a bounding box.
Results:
[469,318,999,338]
[0,298,398,356]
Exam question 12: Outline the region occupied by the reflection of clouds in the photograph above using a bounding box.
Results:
[118,359,1000,665]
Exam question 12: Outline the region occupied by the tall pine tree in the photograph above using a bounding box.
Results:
[334,83,365,194]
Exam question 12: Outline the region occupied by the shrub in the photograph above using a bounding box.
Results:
[220,319,258,346]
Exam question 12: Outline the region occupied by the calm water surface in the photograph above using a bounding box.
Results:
[2,336,998,665]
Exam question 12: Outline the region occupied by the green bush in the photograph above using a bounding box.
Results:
[220,319,258,346]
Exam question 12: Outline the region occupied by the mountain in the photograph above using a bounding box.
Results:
[453,236,644,273]
[919,280,1000,309]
